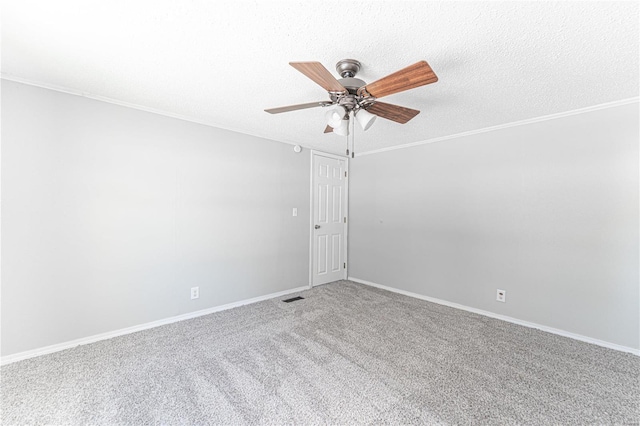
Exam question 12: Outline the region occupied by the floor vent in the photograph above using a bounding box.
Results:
[283,296,305,303]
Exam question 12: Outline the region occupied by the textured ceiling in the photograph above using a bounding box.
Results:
[2,1,638,155]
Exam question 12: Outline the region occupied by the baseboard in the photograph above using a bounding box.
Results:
[1,285,310,365]
[348,277,640,356]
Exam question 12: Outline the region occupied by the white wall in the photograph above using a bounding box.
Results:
[349,102,639,350]
[1,80,311,356]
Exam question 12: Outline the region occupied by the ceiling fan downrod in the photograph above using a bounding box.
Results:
[335,59,361,78]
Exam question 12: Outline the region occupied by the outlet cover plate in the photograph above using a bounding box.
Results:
[496,289,506,303]
[191,286,199,300]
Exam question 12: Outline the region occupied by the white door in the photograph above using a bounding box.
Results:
[311,153,347,286]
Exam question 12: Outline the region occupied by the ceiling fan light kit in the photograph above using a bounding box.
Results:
[265,58,438,156]
[355,108,377,131]
[333,119,350,136]
[325,105,347,128]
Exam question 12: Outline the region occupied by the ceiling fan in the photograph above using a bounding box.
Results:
[265,59,438,139]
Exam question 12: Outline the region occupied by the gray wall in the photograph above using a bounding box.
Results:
[3,79,638,356]
[349,103,639,350]
[1,80,311,356]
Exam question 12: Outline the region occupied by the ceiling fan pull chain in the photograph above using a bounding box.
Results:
[345,112,351,156]
[346,116,350,157]
[349,111,355,158]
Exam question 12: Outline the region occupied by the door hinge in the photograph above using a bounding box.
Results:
[345,171,347,178]
[344,262,346,269]
[343,217,347,223]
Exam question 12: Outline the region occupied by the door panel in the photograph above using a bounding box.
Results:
[331,234,341,272]
[332,186,342,222]
[318,184,328,222]
[312,153,347,286]
[317,235,328,275]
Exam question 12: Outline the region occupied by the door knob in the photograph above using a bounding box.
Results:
[314,225,321,229]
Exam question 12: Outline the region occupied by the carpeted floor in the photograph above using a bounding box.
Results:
[2,280,639,425]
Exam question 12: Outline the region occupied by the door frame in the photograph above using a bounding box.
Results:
[308,150,349,287]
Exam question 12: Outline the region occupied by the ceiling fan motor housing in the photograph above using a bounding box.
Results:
[336,59,361,78]
[338,77,366,94]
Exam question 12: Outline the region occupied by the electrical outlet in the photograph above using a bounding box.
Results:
[191,287,199,300]
[292,207,298,217]
[496,289,506,303]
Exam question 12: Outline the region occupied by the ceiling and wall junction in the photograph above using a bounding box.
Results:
[2,1,638,155]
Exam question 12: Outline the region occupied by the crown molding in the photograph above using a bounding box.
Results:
[3,73,637,156]
[357,97,640,157]
[0,73,305,149]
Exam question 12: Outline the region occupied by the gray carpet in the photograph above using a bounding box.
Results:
[2,280,639,425]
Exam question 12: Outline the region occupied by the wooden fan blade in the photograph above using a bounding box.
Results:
[366,102,420,124]
[265,101,329,114]
[360,61,438,99]
[289,62,347,93]
[324,125,333,133]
